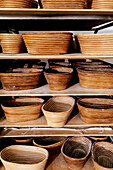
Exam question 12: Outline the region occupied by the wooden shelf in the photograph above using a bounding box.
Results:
[0,83,113,96]
[0,113,113,127]
[0,153,95,170]
[0,8,113,16]
[0,53,113,59]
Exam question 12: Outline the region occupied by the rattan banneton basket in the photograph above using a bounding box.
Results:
[22,32,72,55]
[0,0,33,8]
[77,67,113,89]
[77,33,113,55]
[0,34,24,54]
[92,142,113,170]
[41,0,86,9]
[0,145,49,170]
[92,0,113,9]
[77,98,113,124]
[0,68,43,91]
[61,136,92,170]
[44,67,73,90]
[42,96,75,127]
[1,97,44,123]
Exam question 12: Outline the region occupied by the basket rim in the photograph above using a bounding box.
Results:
[44,68,73,75]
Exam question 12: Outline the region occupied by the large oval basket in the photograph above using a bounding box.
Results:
[42,96,75,127]
[0,68,43,91]
[61,136,92,170]
[77,98,113,124]
[41,0,86,9]
[22,32,72,55]
[0,0,33,8]
[77,33,113,55]
[92,142,113,170]
[1,97,44,123]
[77,67,113,89]
[92,0,113,9]
[0,34,24,54]
[0,145,49,170]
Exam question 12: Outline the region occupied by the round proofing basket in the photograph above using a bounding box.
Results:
[77,67,113,89]
[0,68,43,91]
[42,96,75,127]
[92,142,113,170]
[22,32,72,55]
[77,98,113,124]
[33,136,67,154]
[92,0,113,9]
[1,97,44,123]
[77,33,113,55]
[41,0,86,9]
[88,136,108,141]
[61,136,92,170]
[0,34,24,54]
[12,137,33,144]
[0,145,49,170]
[44,67,73,91]
[0,0,33,8]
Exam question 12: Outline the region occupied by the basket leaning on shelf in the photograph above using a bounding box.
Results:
[0,68,43,91]
[61,136,92,170]
[0,0,33,8]
[0,145,49,170]
[41,0,86,9]
[92,0,113,9]
[42,96,75,127]
[22,32,72,55]
[92,142,113,170]
[77,67,113,89]
[1,97,44,123]
[0,34,24,54]
[77,98,113,124]
[44,67,73,90]
[77,33,113,55]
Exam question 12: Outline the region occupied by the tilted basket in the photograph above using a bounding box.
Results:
[0,0,33,8]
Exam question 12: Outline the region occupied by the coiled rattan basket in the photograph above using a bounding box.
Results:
[92,0,113,9]
[41,0,86,9]
[77,67,113,89]
[77,98,113,124]
[92,142,113,170]
[77,33,113,55]
[22,32,72,55]
[0,0,33,8]
[0,34,24,54]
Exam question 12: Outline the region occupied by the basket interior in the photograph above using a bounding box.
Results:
[45,67,73,74]
[63,141,88,159]
[1,148,46,164]
[94,147,113,168]
[34,136,66,146]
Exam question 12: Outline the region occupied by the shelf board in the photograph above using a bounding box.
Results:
[0,113,113,127]
[0,53,113,59]
[0,153,95,170]
[0,83,113,96]
[0,8,113,16]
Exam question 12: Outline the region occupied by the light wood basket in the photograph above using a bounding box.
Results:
[77,33,113,55]
[77,67,113,89]
[0,145,49,170]
[92,0,113,9]
[0,34,24,54]
[0,68,43,91]
[41,0,86,9]
[44,67,73,90]
[22,32,72,55]
[0,0,33,8]
[12,137,33,144]
[92,142,113,170]
[42,96,75,127]
[1,97,44,123]
[77,98,113,124]
[88,136,108,141]
[33,136,67,154]
[61,136,92,170]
